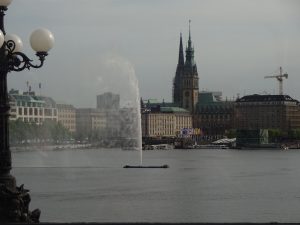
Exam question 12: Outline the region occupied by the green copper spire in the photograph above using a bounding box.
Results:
[185,19,195,67]
[188,19,191,45]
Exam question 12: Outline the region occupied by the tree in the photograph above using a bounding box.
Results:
[9,119,73,145]
[225,129,236,138]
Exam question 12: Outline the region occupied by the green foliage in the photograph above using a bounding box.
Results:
[288,129,300,140]
[225,129,236,138]
[268,128,300,142]
[9,119,72,145]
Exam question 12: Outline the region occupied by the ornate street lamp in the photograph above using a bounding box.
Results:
[0,0,54,222]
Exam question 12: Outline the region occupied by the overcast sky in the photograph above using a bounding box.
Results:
[5,0,300,107]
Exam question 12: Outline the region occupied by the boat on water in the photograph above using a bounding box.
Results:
[123,164,169,168]
[193,144,229,149]
[143,144,173,150]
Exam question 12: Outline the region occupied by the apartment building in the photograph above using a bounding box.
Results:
[57,103,76,133]
[9,89,58,124]
[234,94,300,130]
[142,105,192,138]
[75,108,107,138]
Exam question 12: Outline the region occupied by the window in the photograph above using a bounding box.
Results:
[45,109,52,116]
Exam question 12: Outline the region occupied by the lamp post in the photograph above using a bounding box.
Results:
[0,0,54,222]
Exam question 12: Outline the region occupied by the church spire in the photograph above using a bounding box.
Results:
[187,20,192,50]
[178,32,184,66]
[185,19,195,67]
[188,19,191,43]
[173,32,185,106]
[173,21,199,112]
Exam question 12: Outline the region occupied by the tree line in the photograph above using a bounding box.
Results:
[9,119,73,145]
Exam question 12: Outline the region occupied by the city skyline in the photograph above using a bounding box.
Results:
[6,0,300,108]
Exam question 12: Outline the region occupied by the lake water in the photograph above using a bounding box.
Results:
[11,148,300,223]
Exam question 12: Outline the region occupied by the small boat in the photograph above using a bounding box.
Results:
[193,144,229,149]
[143,144,173,150]
[123,164,169,169]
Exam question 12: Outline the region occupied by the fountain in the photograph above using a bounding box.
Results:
[121,83,168,168]
[90,53,168,168]
[117,57,168,169]
[119,67,143,165]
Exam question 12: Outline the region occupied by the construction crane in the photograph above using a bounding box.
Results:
[264,67,288,95]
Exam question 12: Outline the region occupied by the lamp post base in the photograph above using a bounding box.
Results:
[0,175,40,223]
[0,173,16,190]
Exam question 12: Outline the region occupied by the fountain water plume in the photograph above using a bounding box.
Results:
[94,54,143,165]
[90,53,167,168]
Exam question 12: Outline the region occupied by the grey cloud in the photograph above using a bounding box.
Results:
[6,0,300,107]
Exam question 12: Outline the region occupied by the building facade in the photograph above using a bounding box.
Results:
[234,94,300,131]
[57,103,76,133]
[9,89,58,124]
[97,92,120,110]
[96,92,121,138]
[141,105,192,138]
[75,108,107,139]
[193,91,234,140]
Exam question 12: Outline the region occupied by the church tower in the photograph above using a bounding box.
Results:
[173,21,199,113]
[172,33,184,106]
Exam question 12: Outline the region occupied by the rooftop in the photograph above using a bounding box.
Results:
[236,94,299,103]
[160,107,190,113]
[142,99,178,108]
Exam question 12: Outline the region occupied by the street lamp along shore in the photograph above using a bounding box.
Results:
[0,0,54,223]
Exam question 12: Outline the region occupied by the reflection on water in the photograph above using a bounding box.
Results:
[11,148,300,222]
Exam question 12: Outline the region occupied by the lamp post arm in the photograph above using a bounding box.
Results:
[2,39,48,72]
[8,51,47,72]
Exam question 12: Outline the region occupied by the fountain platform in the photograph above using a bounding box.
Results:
[123,164,169,168]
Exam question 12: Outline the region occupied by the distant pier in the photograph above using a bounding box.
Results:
[123,164,169,169]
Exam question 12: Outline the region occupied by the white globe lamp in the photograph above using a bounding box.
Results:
[30,28,54,53]
[5,33,23,52]
[0,0,12,7]
[0,30,4,47]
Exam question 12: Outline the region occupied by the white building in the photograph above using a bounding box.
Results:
[9,89,58,124]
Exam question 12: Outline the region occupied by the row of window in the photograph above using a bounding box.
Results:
[17,107,57,117]
[59,119,76,125]
[17,101,43,108]
[199,114,231,120]
[18,117,57,123]
[18,107,42,116]
[236,102,297,106]
[63,125,76,131]
[183,79,198,88]
[149,125,173,130]
[59,114,76,119]
[148,129,174,136]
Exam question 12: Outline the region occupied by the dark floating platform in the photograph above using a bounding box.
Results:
[123,164,169,168]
